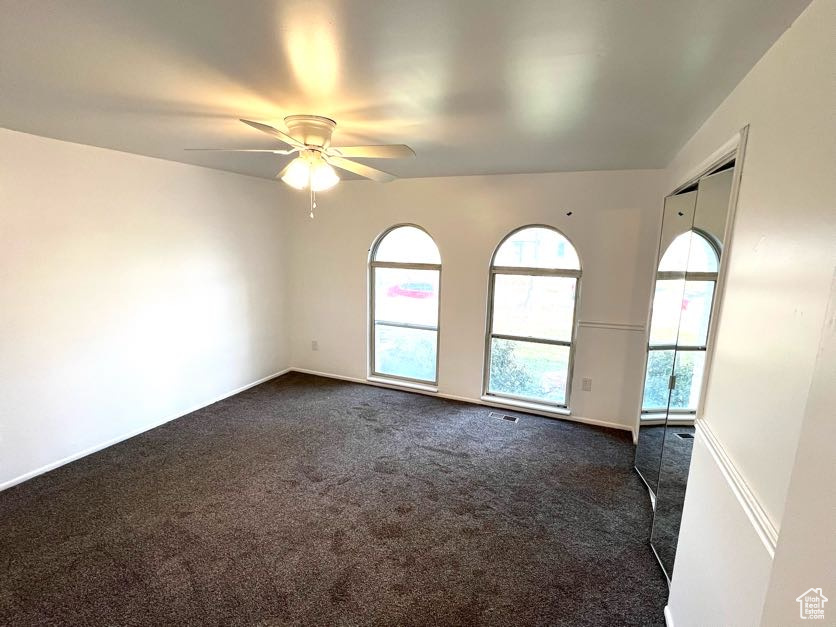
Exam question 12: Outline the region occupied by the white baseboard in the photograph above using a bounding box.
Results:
[0,367,292,492]
[664,605,674,627]
[289,367,633,433]
[4,364,635,492]
[289,367,367,385]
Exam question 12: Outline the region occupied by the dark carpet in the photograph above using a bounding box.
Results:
[0,372,667,626]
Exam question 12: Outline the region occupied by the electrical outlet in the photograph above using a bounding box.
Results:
[582,378,592,392]
[311,340,319,351]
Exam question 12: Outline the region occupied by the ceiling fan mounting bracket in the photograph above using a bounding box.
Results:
[284,115,337,149]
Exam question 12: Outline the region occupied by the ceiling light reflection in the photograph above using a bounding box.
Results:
[281,3,341,103]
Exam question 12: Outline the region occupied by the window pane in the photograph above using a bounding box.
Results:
[494,227,579,270]
[374,324,437,382]
[677,281,715,347]
[658,232,691,272]
[488,338,569,405]
[686,232,719,272]
[649,279,686,346]
[669,350,707,411]
[642,349,674,411]
[374,268,439,327]
[659,231,718,272]
[492,274,576,341]
[374,226,441,264]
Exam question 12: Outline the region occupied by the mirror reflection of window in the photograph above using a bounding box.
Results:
[658,231,719,273]
[642,230,719,415]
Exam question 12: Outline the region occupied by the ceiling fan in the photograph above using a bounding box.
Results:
[188,115,415,217]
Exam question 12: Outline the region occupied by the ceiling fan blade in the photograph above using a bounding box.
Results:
[240,119,304,148]
[328,156,397,182]
[185,148,296,154]
[276,161,294,180]
[327,144,415,159]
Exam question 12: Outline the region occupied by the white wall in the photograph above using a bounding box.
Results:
[664,0,836,624]
[286,170,664,430]
[0,129,291,488]
[667,433,776,626]
[761,272,836,625]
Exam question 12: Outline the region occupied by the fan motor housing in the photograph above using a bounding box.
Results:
[284,115,336,148]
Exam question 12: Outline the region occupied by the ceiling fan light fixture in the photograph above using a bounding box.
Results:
[310,161,339,191]
[280,156,311,190]
[281,150,339,192]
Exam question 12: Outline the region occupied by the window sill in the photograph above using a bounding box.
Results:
[367,376,438,394]
[480,395,570,417]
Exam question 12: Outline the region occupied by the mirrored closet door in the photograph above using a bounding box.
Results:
[634,192,696,496]
[635,162,736,581]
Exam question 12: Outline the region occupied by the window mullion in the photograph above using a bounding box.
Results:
[492,266,580,278]
[491,333,571,347]
[371,261,441,271]
[375,320,438,332]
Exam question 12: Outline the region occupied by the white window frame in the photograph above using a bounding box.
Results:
[368,224,441,386]
[482,225,582,410]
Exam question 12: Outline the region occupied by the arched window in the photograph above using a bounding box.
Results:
[484,226,581,407]
[642,230,720,413]
[369,225,441,384]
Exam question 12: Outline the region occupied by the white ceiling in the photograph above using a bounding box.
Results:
[0,0,810,180]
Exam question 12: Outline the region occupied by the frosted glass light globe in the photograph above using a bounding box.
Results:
[310,161,339,191]
[280,156,311,190]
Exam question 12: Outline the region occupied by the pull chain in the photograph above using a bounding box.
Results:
[307,166,316,219]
